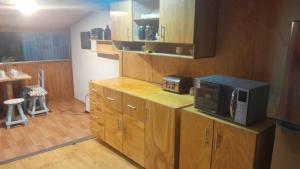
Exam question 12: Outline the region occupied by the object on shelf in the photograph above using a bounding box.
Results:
[145,25,155,40]
[104,25,111,40]
[162,75,193,94]
[138,26,146,40]
[91,28,104,40]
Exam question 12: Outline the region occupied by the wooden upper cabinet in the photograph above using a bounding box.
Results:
[110,0,133,41]
[145,101,176,169]
[211,121,256,169]
[160,0,195,44]
[179,110,214,169]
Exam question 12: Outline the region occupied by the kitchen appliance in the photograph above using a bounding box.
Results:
[271,21,300,169]
[195,75,269,126]
[80,32,91,49]
[162,75,193,94]
[91,28,104,40]
[138,26,146,40]
[104,25,111,40]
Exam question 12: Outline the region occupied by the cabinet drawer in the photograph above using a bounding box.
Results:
[123,94,145,122]
[89,83,103,99]
[103,88,122,112]
[90,112,104,125]
[90,120,104,140]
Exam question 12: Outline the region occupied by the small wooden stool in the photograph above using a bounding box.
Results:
[4,98,28,129]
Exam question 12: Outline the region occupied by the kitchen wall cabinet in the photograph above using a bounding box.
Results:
[180,107,276,169]
[110,0,133,41]
[159,0,195,43]
[179,110,214,169]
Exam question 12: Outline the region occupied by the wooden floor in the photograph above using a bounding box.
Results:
[0,139,140,169]
[0,99,91,163]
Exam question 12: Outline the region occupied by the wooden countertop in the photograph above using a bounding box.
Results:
[182,106,275,134]
[91,77,194,109]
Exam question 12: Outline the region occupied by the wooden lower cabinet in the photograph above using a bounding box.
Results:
[179,110,214,169]
[180,108,275,169]
[145,101,177,169]
[211,121,256,169]
[104,107,123,152]
[123,114,145,166]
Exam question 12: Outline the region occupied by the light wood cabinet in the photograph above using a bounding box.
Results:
[89,82,105,140]
[145,101,177,169]
[123,94,146,166]
[110,0,133,41]
[180,107,276,169]
[211,121,256,169]
[159,0,195,43]
[179,110,214,169]
[104,106,123,152]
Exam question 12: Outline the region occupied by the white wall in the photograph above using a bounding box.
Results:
[71,11,119,102]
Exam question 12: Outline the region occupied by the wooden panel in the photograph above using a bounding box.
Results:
[110,0,133,41]
[90,119,105,141]
[103,88,122,112]
[179,110,214,169]
[97,43,119,56]
[159,0,195,43]
[123,52,153,82]
[123,114,145,167]
[0,60,74,102]
[123,93,146,122]
[145,101,176,169]
[211,121,256,169]
[104,106,123,152]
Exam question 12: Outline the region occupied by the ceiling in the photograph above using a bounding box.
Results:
[0,0,113,31]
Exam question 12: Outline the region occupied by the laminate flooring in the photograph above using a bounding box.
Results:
[0,99,91,163]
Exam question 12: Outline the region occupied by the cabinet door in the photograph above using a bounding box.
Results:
[123,94,145,166]
[123,115,145,166]
[110,0,132,41]
[145,101,176,169]
[179,111,214,169]
[211,121,256,169]
[104,107,123,152]
[160,0,195,43]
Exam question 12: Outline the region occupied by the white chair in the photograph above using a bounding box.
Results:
[21,69,49,117]
[4,98,28,129]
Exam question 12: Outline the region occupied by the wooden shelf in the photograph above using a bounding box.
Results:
[121,50,194,59]
[134,18,159,22]
[91,39,113,44]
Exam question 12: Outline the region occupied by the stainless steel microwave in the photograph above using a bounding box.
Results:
[194,75,270,126]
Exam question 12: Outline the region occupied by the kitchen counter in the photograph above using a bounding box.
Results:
[91,77,194,109]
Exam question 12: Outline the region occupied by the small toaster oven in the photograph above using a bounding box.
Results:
[162,75,193,94]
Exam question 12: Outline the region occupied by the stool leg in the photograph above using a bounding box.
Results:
[6,106,14,129]
[17,104,28,126]
[29,97,37,117]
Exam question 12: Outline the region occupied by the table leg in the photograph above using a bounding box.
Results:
[6,82,14,99]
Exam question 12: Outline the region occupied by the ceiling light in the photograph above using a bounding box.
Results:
[15,0,40,16]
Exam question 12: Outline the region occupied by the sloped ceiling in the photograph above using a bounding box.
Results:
[0,0,113,31]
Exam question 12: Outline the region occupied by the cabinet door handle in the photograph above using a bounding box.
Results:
[127,28,130,41]
[127,104,136,109]
[204,128,209,145]
[117,120,122,130]
[214,132,220,150]
[162,25,166,41]
[145,107,149,121]
[106,97,115,101]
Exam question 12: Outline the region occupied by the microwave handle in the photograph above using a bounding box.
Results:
[230,89,238,119]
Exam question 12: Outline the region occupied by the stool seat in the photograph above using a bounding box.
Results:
[4,98,24,105]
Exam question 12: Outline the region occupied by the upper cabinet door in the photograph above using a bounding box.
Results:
[179,111,214,169]
[211,121,256,169]
[110,0,133,41]
[160,0,195,44]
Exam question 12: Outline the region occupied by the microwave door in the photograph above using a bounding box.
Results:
[279,21,300,126]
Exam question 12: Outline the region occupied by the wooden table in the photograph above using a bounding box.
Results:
[0,71,32,99]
